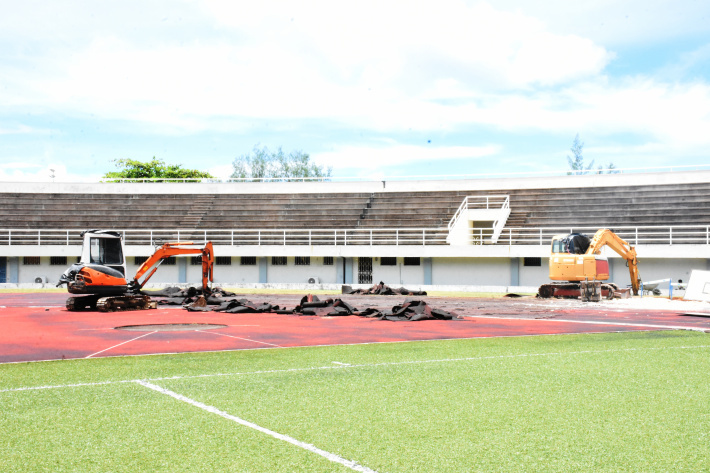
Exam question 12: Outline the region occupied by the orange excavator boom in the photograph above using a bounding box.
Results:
[131,241,214,292]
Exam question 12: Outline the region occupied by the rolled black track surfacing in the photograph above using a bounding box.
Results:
[115,323,228,332]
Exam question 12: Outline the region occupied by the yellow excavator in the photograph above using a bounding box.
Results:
[537,229,640,300]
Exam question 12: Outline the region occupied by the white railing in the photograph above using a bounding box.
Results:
[0,228,448,247]
[0,225,708,247]
[493,225,710,246]
[448,195,510,231]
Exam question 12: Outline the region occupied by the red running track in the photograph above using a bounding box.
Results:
[1,293,709,363]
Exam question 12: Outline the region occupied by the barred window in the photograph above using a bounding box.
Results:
[240,256,256,266]
[23,256,40,265]
[190,256,202,265]
[524,257,542,267]
[295,256,310,266]
[323,256,334,266]
[50,256,67,266]
[380,257,397,266]
[216,256,231,265]
[135,256,148,265]
[271,256,287,266]
[162,257,176,266]
[403,257,420,266]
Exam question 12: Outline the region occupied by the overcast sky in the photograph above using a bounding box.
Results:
[1,0,709,181]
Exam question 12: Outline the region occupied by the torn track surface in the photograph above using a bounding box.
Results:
[1,293,709,363]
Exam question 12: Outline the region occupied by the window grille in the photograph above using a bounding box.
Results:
[272,256,287,266]
[50,256,67,266]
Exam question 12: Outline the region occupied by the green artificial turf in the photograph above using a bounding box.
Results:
[1,330,709,472]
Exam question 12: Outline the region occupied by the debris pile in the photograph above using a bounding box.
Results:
[143,287,458,321]
[346,281,427,296]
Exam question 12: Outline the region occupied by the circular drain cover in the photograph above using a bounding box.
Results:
[115,323,227,332]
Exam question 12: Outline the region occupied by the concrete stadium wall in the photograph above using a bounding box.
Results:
[5,256,710,289]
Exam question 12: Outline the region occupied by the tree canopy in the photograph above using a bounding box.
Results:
[103,158,214,181]
[567,134,594,175]
[566,134,618,175]
[231,145,331,181]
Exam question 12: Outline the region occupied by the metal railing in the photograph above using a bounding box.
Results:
[448,195,509,231]
[0,228,449,247]
[0,225,708,247]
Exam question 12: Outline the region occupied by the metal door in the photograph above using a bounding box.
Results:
[358,257,373,284]
[0,257,6,283]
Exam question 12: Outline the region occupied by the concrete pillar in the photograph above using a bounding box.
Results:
[178,257,187,284]
[344,257,353,284]
[423,257,432,285]
[7,257,19,284]
[336,257,344,284]
[258,257,267,283]
[510,257,520,286]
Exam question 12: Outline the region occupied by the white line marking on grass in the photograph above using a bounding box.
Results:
[85,331,157,358]
[196,330,282,347]
[3,344,709,394]
[464,315,709,332]
[135,380,378,473]
[332,362,351,366]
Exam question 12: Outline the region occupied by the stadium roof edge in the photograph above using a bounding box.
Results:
[2,169,709,195]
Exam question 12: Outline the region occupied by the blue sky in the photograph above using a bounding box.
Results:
[1,0,709,181]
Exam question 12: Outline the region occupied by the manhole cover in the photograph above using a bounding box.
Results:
[115,323,228,332]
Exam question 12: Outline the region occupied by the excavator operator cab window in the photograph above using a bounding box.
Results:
[90,238,124,266]
[551,238,566,254]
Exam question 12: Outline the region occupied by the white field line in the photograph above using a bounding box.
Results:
[464,315,710,332]
[2,344,709,394]
[196,330,282,347]
[85,331,157,358]
[136,380,378,473]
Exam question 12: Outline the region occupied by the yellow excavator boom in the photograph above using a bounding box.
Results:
[586,229,640,295]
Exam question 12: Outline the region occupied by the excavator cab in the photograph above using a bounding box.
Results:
[81,230,126,276]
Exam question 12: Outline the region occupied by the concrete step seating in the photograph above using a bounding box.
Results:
[0,181,708,246]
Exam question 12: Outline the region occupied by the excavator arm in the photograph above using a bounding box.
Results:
[131,241,214,293]
[586,229,640,295]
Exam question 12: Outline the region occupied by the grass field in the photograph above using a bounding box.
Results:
[2,330,709,472]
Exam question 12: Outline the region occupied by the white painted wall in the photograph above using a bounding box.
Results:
[431,257,510,286]
[518,258,551,287]
[14,254,710,288]
[610,257,709,287]
[18,257,73,284]
[369,257,425,285]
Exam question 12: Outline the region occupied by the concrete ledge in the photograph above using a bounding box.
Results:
[0,282,539,294]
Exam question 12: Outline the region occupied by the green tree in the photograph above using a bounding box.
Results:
[103,158,214,181]
[566,134,594,175]
[566,135,618,175]
[231,145,331,181]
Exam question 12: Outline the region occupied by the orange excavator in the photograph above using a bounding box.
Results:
[537,228,641,300]
[57,230,214,311]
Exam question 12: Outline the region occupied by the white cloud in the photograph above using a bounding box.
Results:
[313,144,501,170]
[0,163,100,182]
[0,0,709,175]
